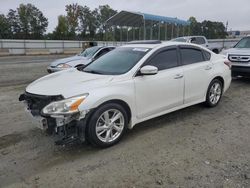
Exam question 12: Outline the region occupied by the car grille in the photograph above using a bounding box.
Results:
[228,54,250,63]
[20,92,63,116]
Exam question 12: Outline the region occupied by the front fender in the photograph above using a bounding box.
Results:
[77,82,137,127]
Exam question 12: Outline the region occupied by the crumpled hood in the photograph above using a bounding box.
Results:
[50,55,89,67]
[221,48,250,55]
[26,69,113,98]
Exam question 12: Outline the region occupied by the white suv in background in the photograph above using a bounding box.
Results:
[20,41,231,148]
[221,36,250,77]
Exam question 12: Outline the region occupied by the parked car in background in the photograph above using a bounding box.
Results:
[47,46,115,73]
[221,36,250,77]
[172,36,221,54]
[19,41,231,148]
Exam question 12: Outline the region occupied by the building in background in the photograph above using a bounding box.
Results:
[228,30,250,38]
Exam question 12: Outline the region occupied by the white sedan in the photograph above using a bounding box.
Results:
[20,41,231,147]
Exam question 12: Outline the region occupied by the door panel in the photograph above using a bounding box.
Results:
[134,67,184,119]
[182,61,213,103]
[179,47,213,103]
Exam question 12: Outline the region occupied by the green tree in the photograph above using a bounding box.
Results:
[78,5,91,39]
[89,8,99,39]
[188,16,227,39]
[7,9,21,37]
[78,5,99,39]
[188,16,202,36]
[7,4,48,39]
[65,3,80,39]
[52,15,69,39]
[201,20,227,39]
[0,14,12,39]
[97,5,117,40]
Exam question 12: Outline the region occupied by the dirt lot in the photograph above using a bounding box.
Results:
[0,55,250,188]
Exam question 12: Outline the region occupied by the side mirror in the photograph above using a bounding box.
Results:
[139,65,158,75]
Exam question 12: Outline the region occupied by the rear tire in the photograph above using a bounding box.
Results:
[205,79,223,107]
[86,103,128,148]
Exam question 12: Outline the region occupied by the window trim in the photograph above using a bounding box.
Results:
[178,45,207,66]
[138,45,180,73]
[202,49,211,61]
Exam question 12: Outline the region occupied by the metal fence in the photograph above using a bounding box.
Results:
[0,38,240,55]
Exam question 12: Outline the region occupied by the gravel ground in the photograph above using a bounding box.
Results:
[0,56,249,188]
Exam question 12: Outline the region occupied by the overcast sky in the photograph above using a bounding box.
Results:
[0,0,249,32]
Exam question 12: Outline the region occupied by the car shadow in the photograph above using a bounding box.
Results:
[52,103,207,156]
[0,102,222,187]
[124,103,205,140]
[232,76,250,84]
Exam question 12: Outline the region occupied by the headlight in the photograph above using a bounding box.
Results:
[56,63,72,68]
[42,94,88,115]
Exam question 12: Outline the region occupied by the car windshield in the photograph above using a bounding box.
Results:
[79,46,101,57]
[234,37,250,48]
[171,37,187,42]
[82,47,150,75]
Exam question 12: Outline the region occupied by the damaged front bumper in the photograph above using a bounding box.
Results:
[19,92,91,145]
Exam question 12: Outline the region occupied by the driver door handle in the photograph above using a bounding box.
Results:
[174,74,183,79]
[205,65,212,70]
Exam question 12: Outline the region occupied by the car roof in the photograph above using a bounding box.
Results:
[122,41,207,50]
[174,36,206,39]
[95,46,115,49]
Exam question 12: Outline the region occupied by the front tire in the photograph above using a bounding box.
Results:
[205,79,223,107]
[86,103,128,148]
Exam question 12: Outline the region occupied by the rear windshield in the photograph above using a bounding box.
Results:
[83,47,150,75]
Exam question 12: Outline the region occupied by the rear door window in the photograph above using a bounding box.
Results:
[203,50,211,61]
[180,48,204,65]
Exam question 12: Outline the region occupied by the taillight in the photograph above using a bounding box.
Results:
[224,60,232,69]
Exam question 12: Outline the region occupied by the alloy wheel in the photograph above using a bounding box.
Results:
[209,82,222,105]
[95,109,125,143]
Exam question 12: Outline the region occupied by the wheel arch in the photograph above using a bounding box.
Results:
[212,76,224,90]
[90,99,132,126]
[101,99,131,123]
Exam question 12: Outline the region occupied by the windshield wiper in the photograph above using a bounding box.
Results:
[83,69,103,74]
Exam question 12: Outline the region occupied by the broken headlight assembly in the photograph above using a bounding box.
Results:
[42,94,89,116]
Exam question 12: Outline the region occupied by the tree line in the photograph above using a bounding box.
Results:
[0,3,227,40]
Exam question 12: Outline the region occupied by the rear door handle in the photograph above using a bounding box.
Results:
[174,74,183,79]
[205,66,212,70]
